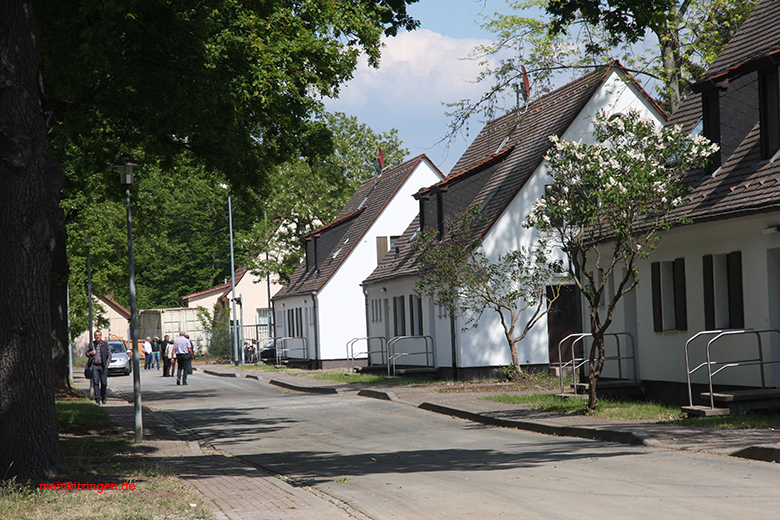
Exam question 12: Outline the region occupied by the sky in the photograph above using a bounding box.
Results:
[324,0,519,175]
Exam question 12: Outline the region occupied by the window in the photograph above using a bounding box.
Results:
[703,252,744,329]
[257,308,270,333]
[371,299,383,323]
[651,258,687,331]
[393,296,406,336]
[702,89,721,172]
[759,66,780,159]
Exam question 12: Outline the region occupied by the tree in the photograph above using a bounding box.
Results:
[414,209,566,379]
[241,112,408,283]
[544,0,756,112]
[445,0,754,141]
[196,305,231,361]
[524,109,717,410]
[1,0,418,480]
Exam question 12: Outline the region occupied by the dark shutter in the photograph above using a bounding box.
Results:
[703,255,715,330]
[727,251,744,329]
[417,296,424,335]
[651,262,663,332]
[673,258,687,330]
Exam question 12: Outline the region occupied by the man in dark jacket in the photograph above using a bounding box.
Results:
[88,330,112,405]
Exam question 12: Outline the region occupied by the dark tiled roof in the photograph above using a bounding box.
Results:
[274,155,442,298]
[698,0,780,86]
[364,63,630,284]
[663,0,780,224]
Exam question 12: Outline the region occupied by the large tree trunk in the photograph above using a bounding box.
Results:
[51,234,71,392]
[0,0,64,479]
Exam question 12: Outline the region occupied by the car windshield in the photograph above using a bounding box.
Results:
[108,341,126,354]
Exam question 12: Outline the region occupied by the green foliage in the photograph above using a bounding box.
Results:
[64,155,248,340]
[414,208,567,375]
[39,0,419,186]
[526,109,717,409]
[196,305,231,360]
[241,112,409,283]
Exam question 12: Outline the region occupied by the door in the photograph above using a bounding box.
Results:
[547,285,582,365]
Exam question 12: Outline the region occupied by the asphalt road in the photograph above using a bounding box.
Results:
[111,369,780,519]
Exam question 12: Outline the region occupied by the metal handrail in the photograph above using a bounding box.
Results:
[346,336,388,373]
[684,329,736,407]
[556,332,637,394]
[275,336,308,366]
[687,328,780,409]
[387,335,434,377]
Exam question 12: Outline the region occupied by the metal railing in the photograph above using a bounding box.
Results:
[275,336,309,366]
[684,328,780,409]
[557,332,637,394]
[346,336,388,373]
[387,335,434,377]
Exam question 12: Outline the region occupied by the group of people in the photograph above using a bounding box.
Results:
[142,333,192,384]
[87,330,195,405]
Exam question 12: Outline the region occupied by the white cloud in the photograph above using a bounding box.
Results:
[325,29,496,173]
[332,29,491,108]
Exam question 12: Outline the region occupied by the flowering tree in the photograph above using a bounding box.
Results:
[414,209,566,379]
[525,109,718,409]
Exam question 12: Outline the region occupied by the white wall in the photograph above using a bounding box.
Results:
[630,212,780,388]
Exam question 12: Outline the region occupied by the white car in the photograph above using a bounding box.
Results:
[107,340,132,376]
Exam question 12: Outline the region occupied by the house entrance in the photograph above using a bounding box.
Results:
[547,285,582,364]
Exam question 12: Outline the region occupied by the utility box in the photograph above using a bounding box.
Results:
[139,308,208,354]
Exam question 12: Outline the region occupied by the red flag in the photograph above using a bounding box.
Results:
[521,65,530,100]
[377,146,385,170]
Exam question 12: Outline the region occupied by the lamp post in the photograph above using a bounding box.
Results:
[220,184,240,365]
[86,236,94,399]
[112,154,144,441]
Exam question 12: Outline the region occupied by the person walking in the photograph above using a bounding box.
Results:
[161,335,172,376]
[174,332,192,385]
[143,337,153,370]
[151,336,162,370]
[87,330,112,405]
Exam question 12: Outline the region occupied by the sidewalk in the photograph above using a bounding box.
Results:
[202,365,780,462]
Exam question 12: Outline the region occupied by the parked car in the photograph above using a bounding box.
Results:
[259,338,276,360]
[106,340,132,376]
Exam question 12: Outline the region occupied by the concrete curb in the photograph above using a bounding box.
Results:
[357,389,400,401]
[731,445,780,463]
[418,402,648,446]
[269,379,342,394]
[244,374,262,381]
[203,369,236,378]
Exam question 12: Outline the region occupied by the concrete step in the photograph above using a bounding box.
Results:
[681,405,731,417]
[700,388,780,402]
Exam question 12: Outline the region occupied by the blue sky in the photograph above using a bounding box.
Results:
[324,0,519,174]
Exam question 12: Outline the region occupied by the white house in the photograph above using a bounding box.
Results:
[601,0,780,405]
[272,155,445,368]
[362,63,666,380]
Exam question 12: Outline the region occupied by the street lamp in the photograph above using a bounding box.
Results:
[86,236,94,399]
[111,153,144,441]
[219,184,240,366]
